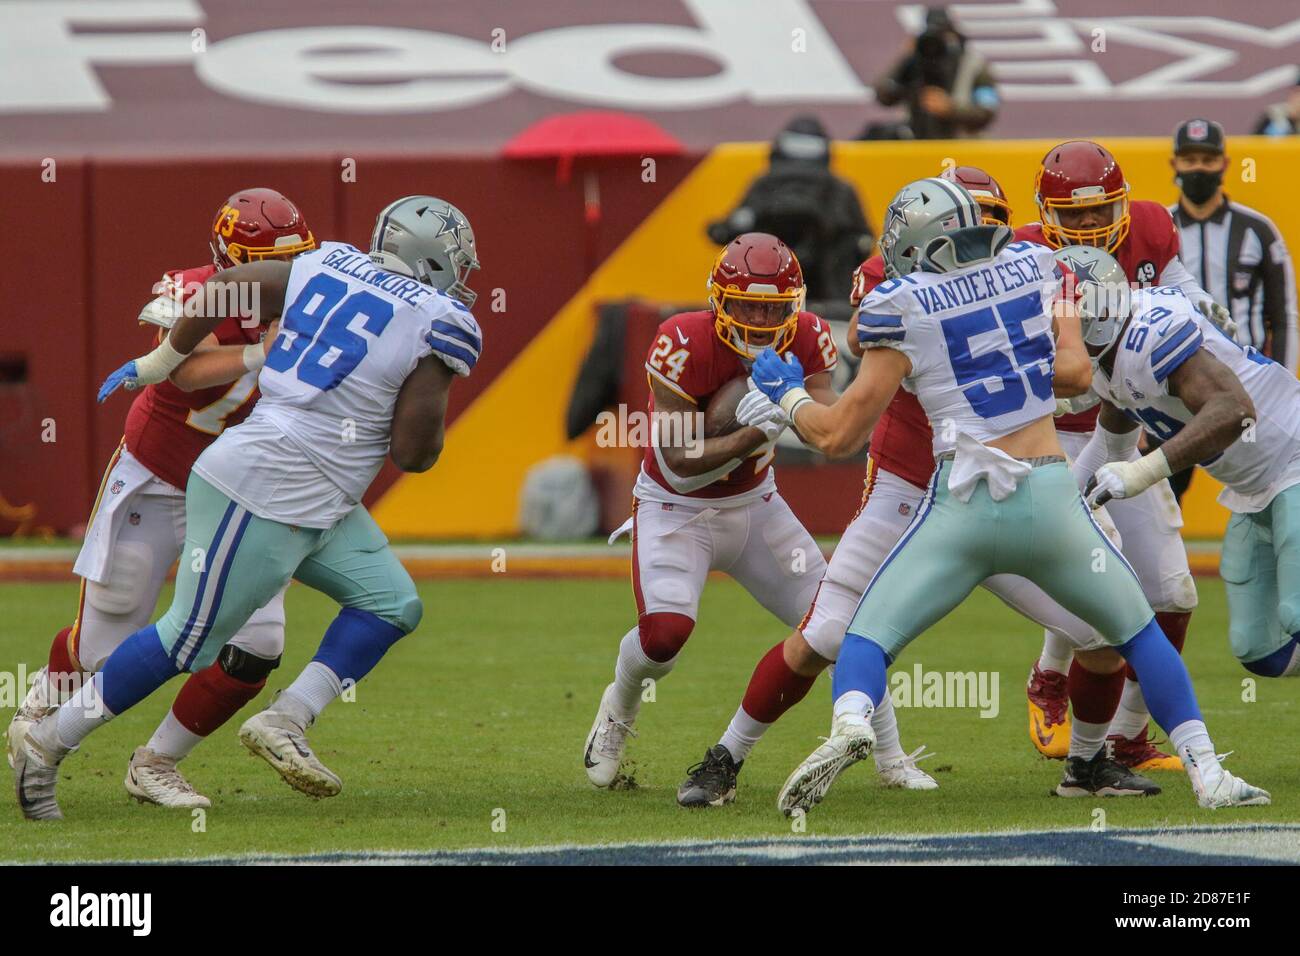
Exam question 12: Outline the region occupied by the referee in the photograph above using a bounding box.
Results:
[1168,118,1298,373]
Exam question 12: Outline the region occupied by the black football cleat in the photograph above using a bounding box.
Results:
[1055,750,1161,798]
[676,745,743,808]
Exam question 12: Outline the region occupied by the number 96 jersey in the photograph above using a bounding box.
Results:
[857,240,1062,457]
[193,242,482,529]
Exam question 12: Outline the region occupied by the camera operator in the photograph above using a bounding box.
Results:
[868,6,999,141]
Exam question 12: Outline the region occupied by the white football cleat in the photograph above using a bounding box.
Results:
[124,746,212,809]
[239,710,342,798]
[877,744,939,790]
[583,683,637,788]
[7,667,54,770]
[12,715,70,821]
[777,712,876,816]
[1188,757,1271,809]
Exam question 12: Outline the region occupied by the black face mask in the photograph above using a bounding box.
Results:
[1176,168,1223,205]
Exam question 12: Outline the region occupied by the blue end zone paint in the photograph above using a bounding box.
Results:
[25,824,1298,867]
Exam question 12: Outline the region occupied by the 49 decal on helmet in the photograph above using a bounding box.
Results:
[210,187,316,268]
[708,233,805,359]
[1035,140,1131,253]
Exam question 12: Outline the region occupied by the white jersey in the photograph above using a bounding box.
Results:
[194,242,482,528]
[857,240,1062,456]
[1092,285,1300,513]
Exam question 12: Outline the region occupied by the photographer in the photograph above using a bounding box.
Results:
[868,6,999,141]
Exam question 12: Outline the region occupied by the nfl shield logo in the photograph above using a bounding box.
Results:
[898,503,912,516]
[110,479,125,495]
[1187,120,1209,141]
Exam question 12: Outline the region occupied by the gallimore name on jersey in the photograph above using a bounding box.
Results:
[857,241,1062,456]
[1092,285,1300,514]
[193,242,483,529]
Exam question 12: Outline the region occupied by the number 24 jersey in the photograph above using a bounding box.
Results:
[194,242,483,528]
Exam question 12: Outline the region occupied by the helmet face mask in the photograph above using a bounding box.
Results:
[708,233,805,359]
[1035,140,1132,252]
[1053,245,1132,363]
[369,196,481,308]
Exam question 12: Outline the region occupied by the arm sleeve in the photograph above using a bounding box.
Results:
[1070,416,1140,490]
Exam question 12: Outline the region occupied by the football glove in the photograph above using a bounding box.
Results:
[735,386,788,441]
[1197,300,1238,339]
[1084,450,1171,507]
[97,337,189,402]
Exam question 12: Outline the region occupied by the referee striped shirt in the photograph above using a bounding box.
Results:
[1169,197,1298,373]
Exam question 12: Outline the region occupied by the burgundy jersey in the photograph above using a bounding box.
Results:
[123,264,264,490]
[1016,200,1182,433]
[641,309,837,500]
[852,255,936,489]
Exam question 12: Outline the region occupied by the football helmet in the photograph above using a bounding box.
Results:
[1053,245,1131,357]
[708,233,805,358]
[1035,140,1131,252]
[878,177,985,279]
[370,195,481,308]
[941,165,1011,224]
[210,188,315,269]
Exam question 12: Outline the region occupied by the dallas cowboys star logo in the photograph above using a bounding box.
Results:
[1058,251,1100,283]
[885,194,918,229]
[430,206,467,244]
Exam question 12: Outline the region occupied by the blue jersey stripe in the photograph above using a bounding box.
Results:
[431,337,479,370]
[430,318,481,351]
[859,328,906,343]
[1150,321,1199,367]
[1152,335,1202,383]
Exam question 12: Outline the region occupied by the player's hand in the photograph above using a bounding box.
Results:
[736,385,788,441]
[1197,300,1238,339]
[751,349,805,404]
[1084,451,1170,508]
[97,360,142,402]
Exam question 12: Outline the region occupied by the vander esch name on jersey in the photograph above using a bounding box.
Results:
[321,247,433,308]
[909,252,1045,315]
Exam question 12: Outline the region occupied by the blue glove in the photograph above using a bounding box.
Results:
[97,360,140,403]
[751,349,805,404]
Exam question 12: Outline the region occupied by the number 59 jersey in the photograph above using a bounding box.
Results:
[1092,286,1300,513]
[193,242,483,529]
[856,240,1062,456]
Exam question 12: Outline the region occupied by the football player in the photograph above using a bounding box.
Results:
[754,177,1268,813]
[6,189,315,808]
[677,167,1158,807]
[12,195,481,819]
[1019,141,1225,772]
[1067,246,1300,683]
[584,233,933,799]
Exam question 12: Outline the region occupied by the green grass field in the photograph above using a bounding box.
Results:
[0,576,1295,862]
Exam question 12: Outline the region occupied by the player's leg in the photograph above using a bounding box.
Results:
[127,588,286,808]
[13,475,312,820]
[1222,490,1300,677]
[584,499,712,787]
[1100,482,1198,771]
[1011,464,1266,808]
[779,465,992,815]
[240,506,421,798]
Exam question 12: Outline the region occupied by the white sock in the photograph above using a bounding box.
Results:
[1170,719,1215,769]
[718,706,769,763]
[871,691,904,764]
[611,627,674,717]
[1069,718,1108,760]
[54,673,114,749]
[1108,678,1150,740]
[832,690,874,720]
[276,662,342,724]
[146,710,204,760]
[1037,630,1073,675]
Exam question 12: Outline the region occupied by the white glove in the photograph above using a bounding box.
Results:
[1084,450,1171,507]
[1198,300,1238,339]
[736,385,788,441]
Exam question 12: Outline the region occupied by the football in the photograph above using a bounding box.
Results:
[703,375,752,437]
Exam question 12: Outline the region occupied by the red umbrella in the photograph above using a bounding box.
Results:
[503,111,685,275]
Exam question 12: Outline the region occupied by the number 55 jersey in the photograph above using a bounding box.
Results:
[194,242,483,529]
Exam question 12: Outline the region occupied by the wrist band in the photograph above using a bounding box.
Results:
[778,387,812,418]
[242,342,267,373]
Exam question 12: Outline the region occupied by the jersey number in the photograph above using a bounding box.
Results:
[940,290,1054,420]
[648,334,689,383]
[266,273,395,391]
[185,370,259,436]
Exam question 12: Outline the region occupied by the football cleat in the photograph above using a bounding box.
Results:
[1026,663,1070,759]
[777,712,876,817]
[1107,728,1182,772]
[6,667,54,770]
[1186,754,1271,809]
[877,744,939,790]
[12,715,70,821]
[677,745,743,808]
[238,710,342,798]
[124,746,211,809]
[583,683,637,788]
[1055,750,1161,798]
